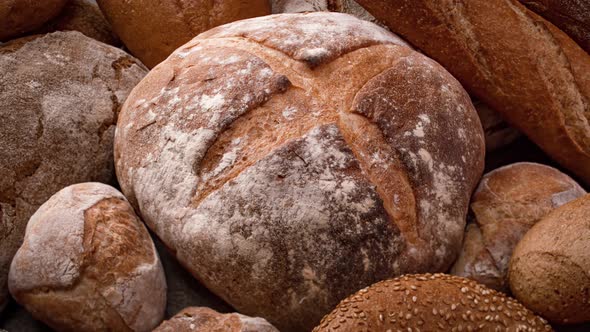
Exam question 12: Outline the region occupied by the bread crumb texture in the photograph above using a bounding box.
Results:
[115,13,485,331]
[8,183,166,332]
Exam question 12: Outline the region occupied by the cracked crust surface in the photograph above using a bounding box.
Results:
[97,0,271,68]
[451,162,586,292]
[509,194,590,324]
[357,0,590,186]
[0,0,67,41]
[0,31,146,313]
[114,12,485,331]
[154,307,279,332]
[8,183,167,332]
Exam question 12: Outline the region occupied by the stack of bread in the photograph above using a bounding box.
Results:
[0,0,588,331]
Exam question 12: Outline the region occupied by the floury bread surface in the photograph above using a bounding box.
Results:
[115,13,485,331]
[8,183,167,332]
[0,31,146,313]
[153,307,279,332]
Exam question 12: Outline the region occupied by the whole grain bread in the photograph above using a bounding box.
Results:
[8,183,167,332]
[0,31,146,313]
[97,0,271,68]
[451,162,586,292]
[115,12,485,331]
[357,0,590,185]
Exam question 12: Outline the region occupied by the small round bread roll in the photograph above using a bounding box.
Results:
[34,0,120,46]
[0,0,67,41]
[0,31,146,313]
[451,162,586,292]
[313,273,551,331]
[154,307,279,332]
[115,12,485,331]
[8,183,167,332]
[97,0,271,68]
[509,194,590,324]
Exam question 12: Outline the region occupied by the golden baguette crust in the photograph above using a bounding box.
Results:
[510,194,590,324]
[97,0,271,68]
[115,13,485,331]
[357,0,590,185]
[451,162,585,292]
[313,274,552,331]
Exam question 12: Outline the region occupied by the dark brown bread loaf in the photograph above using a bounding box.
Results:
[115,12,485,331]
[313,274,552,331]
[154,307,279,332]
[0,0,67,41]
[8,183,167,332]
[97,0,271,68]
[519,0,590,53]
[510,194,590,324]
[357,0,590,185]
[451,162,586,292]
[0,31,146,313]
[34,0,120,46]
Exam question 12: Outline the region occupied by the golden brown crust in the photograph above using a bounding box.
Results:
[509,194,590,324]
[0,0,67,41]
[154,307,279,332]
[33,0,120,46]
[97,0,271,67]
[115,13,485,331]
[8,183,167,332]
[313,273,552,332]
[451,162,586,292]
[519,0,590,53]
[357,0,590,185]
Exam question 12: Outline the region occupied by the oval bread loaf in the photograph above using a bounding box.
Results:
[97,0,271,68]
[313,274,552,331]
[356,0,590,185]
[0,31,146,313]
[115,12,485,331]
[509,194,590,324]
[8,183,167,332]
[451,162,586,292]
[0,0,67,41]
[153,307,279,332]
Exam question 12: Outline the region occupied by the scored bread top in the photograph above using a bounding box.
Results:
[115,12,485,331]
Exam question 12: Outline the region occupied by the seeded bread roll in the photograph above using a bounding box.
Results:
[34,0,120,46]
[0,31,146,313]
[313,274,552,331]
[0,0,67,41]
[8,183,167,332]
[97,0,271,68]
[115,12,485,331]
[154,307,279,332]
[357,0,590,185]
[519,0,590,53]
[509,194,590,324]
[451,162,586,292]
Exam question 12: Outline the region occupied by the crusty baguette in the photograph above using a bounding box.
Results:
[357,0,590,185]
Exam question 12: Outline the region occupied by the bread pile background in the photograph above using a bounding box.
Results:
[0,0,589,331]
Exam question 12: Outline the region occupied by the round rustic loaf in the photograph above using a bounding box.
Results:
[8,183,167,332]
[154,307,279,332]
[0,31,146,313]
[451,162,586,292]
[0,0,67,41]
[357,0,590,186]
[115,12,485,331]
[97,0,271,68]
[313,273,552,331]
[34,0,120,46]
[509,194,590,324]
[519,0,590,53]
